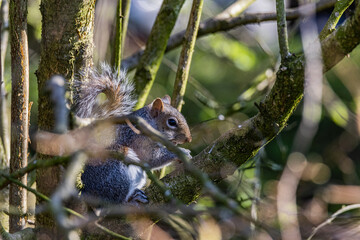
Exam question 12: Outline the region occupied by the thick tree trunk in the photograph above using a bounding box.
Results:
[36,0,95,236]
[9,0,29,233]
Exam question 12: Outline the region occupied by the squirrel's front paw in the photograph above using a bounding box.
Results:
[127,189,149,205]
[179,147,192,159]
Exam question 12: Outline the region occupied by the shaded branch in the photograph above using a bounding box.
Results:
[122,0,337,70]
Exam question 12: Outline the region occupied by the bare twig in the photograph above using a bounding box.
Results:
[171,0,204,111]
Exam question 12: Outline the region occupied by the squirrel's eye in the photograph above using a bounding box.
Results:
[167,118,178,128]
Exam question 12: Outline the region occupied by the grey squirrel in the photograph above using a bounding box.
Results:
[73,64,192,204]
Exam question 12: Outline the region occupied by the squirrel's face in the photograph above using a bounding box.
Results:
[150,95,192,145]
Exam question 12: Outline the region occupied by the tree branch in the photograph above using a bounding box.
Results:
[276,0,290,60]
[133,0,185,109]
[122,0,337,70]
[319,0,354,40]
[321,1,360,71]
[171,0,204,111]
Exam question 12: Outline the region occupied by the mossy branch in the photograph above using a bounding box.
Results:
[321,1,360,71]
[319,0,354,40]
[145,2,360,204]
[133,0,185,109]
[171,0,204,111]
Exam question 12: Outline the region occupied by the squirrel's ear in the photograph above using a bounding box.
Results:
[151,98,164,117]
[161,95,171,105]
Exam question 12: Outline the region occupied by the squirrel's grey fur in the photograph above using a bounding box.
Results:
[73,63,136,119]
[77,63,192,205]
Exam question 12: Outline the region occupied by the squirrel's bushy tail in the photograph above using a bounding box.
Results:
[74,63,136,118]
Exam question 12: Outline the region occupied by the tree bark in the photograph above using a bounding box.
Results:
[9,0,29,233]
[36,0,95,236]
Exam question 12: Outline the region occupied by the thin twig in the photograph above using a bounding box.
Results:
[307,204,360,240]
[276,0,290,60]
[171,0,204,111]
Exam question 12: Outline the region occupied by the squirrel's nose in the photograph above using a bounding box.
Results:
[185,135,192,143]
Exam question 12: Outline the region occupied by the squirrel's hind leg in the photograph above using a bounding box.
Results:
[126,189,149,205]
